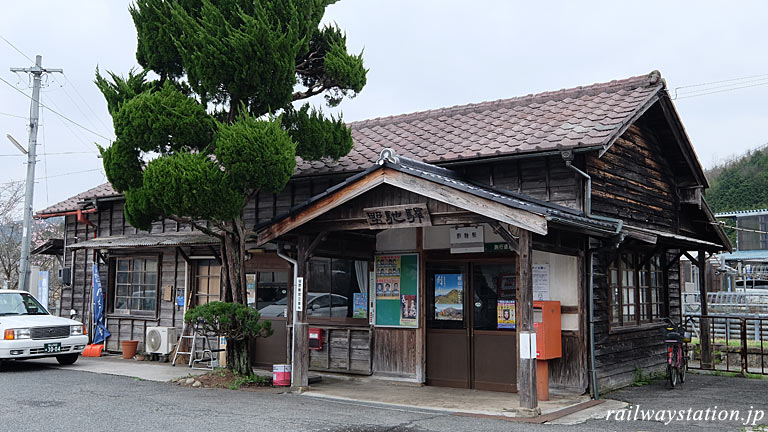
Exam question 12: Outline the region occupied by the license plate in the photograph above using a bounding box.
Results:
[44,343,62,353]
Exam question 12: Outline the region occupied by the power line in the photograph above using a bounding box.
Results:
[675,73,768,91]
[40,108,49,205]
[60,72,112,132]
[0,111,26,119]
[677,81,768,100]
[0,74,113,142]
[0,151,98,157]
[0,168,104,186]
[0,34,34,64]
[672,73,768,100]
[41,93,103,153]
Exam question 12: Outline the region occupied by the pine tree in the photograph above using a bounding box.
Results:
[96,0,366,374]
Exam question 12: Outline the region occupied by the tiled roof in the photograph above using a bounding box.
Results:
[67,232,218,250]
[38,71,665,215]
[36,182,117,216]
[295,71,664,175]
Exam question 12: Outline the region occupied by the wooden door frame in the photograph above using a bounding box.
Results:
[425,257,519,390]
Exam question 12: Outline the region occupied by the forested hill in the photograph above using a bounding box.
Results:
[705,145,768,213]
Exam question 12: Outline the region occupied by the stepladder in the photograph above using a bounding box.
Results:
[171,320,223,370]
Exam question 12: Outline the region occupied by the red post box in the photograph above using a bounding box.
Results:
[533,300,562,360]
[533,300,561,401]
[308,327,324,350]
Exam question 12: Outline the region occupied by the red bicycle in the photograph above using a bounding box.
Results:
[664,317,691,388]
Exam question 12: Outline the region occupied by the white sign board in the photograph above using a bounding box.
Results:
[519,331,537,359]
[295,277,304,312]
[38,271,49,310]
[533,264,550,301]
[449,225,484,254]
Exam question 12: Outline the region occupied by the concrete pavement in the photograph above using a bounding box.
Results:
[303,375,591,418]
[26,353,208,382]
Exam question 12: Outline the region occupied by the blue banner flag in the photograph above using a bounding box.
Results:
[92,263,110,344]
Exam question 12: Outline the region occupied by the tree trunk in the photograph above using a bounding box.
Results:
[226,338,251,376]
[221,217,252,373]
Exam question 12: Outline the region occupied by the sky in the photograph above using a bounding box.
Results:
[1,1,767,213]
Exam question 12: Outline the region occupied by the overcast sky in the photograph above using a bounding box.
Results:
[1,1,767,213]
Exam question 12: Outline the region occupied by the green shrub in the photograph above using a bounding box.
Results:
[184,301,273,342]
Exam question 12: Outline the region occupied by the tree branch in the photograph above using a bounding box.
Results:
[292,83,328,101]
[295,50,324,75]
[167,215,224,239]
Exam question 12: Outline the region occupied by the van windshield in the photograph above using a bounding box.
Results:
[0,292,49,316]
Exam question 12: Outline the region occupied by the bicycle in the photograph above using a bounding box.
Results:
[663,317,692,388]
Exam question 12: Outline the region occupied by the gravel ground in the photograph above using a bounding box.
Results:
[1,359,766,431]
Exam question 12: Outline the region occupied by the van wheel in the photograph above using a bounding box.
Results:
[56,354,79,365]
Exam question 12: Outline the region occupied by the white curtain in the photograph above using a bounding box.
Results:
[354,260,368,293]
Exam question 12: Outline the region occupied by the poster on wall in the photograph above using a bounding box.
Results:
[375,254,419,327]
[434,273,463,321]
[497,300,516,329]
[353,292,368,318]
[400,295,417,325]
[533,264,550,301]
[246,273,257,306]
[499,273,516,297]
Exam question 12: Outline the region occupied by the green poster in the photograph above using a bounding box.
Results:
[375,254,418,327]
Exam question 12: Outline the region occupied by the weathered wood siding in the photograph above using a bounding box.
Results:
[461,155,581,211]
[587,122,679,232]
[372,328,419,378]
[61,207,191,353]
[591,249,681,391]
[308,327,372,374]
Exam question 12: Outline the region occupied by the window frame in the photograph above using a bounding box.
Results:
[306,256,370,326]
[194,258,222,306]
[609,250,668,328]
[109,254,161,319]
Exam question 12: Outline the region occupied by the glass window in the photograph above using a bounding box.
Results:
[255,271,289,317]
[472,263,516,331]
[307,257,368,321]
[195,259,221,306]
[113,257,159,316]
[610,252,667,326]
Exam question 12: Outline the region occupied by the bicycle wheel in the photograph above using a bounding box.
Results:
[679,350,687,384]
[668,364,678,388]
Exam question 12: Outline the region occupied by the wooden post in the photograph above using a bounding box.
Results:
[698,249,712,369]
[416,227,426,383]
[517,229,539,415]
[293,236,310,390]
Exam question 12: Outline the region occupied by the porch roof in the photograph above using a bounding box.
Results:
[67,232,218,250]
[255,151,621,245]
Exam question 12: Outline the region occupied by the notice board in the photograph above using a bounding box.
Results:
[374,253,419,328]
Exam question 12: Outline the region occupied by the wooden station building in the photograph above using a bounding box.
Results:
[36,71,728,409]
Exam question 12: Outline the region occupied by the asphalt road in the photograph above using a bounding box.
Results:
[1,359,766,432]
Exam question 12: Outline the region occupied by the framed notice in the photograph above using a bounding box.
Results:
[497,300,516,329]
[533,264,550,301]
[374,254,419,328]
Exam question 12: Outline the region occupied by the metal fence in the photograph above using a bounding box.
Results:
[684,314,768,375]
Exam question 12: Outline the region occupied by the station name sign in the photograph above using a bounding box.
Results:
[364,204,432,229]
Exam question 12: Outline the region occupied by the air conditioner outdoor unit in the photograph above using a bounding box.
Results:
[145,326,178,355]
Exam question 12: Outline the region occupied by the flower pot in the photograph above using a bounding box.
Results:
[121,340,139,359]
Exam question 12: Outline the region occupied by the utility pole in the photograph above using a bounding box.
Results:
[10,55,62,292]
